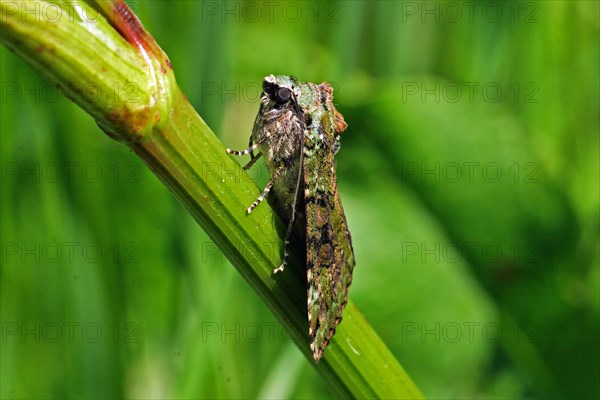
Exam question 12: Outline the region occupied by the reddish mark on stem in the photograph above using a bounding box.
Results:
[108,0,172,73]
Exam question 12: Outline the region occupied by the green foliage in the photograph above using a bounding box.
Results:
[1,1,598,399]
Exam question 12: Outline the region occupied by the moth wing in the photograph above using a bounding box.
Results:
[304,125,355,362]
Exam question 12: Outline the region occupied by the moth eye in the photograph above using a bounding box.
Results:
[275,88,292,104]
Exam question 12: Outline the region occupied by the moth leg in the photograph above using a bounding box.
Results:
[243,152,262,170]
[226,143,260,156]
[272,204,298,274]
[246,165,284,214]
[248,135,256,159]
[226,134,267,156]
[274,146,305,274]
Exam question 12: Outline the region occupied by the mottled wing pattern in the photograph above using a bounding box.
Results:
[304,84,355,362]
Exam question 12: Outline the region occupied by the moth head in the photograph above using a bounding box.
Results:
[262,75,300,106]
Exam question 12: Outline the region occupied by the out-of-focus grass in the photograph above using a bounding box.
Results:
[1,1,598,399]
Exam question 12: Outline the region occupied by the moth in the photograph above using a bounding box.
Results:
[226,75,355,362]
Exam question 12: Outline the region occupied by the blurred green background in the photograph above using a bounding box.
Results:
[1,1,598,398]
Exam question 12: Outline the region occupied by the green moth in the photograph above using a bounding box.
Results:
[227,75,355,362]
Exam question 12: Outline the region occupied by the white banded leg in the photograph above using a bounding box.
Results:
[246,165,284,214]
[226,133,268,156]
[273,201,298,273]
[226,141,261,156]
[243,134,261,170]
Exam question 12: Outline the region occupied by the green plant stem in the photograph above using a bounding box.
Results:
[0,1,424,398]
